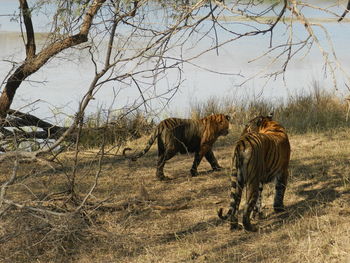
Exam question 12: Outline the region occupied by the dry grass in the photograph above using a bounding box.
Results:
[189,83,349,134]
[1,125,350,263]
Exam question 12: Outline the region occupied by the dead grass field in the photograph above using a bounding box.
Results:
[1,127,350,263]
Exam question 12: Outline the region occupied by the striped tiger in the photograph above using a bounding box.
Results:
[218,113,290,231]
[123,114,230,180]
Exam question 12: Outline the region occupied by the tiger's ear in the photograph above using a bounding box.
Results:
[256,116,264,126]
[268,112,274,119]
[225,115,231,121]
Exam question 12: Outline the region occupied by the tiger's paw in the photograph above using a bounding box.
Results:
[273,206,286,213]
[212,165,224,171]
[243,223,258,232]
[190,169,198,177]
[159,177,171,181]
[252,211,266,219]
[230,222,241,231]
[156,174,171,181]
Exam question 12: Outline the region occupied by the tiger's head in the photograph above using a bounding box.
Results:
[202,114,230,136]
[242,112,280,134]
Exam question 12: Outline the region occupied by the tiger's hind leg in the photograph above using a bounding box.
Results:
[156,153,167,180]
[242,182,259,232]
[190,152,202,176]
[156,137,176,180]
[252,183,265,219]
[273,169,288,213]
[156,150,176,180]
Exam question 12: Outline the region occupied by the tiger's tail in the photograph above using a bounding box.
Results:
[218,142,244,221]
[217,207,233,220]
[218,142,245,225]
[123,125,163,160]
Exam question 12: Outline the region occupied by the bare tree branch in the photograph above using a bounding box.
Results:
[19,0,36,59]
[338,0,350,22]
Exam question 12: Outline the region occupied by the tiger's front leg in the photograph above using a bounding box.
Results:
[242,184,259,232]
[190,145,211,176]
[205,150,223,171]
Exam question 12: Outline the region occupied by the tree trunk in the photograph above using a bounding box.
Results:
[0,0,107,120]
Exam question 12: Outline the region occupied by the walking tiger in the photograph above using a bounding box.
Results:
[218,113,290,231]
[123,114,230,180]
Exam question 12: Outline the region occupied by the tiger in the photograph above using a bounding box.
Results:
[218,113,290,231]
[123,114,230,180]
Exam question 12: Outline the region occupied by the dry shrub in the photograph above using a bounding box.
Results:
[0,210,90,263]
[277,86,347,133]
[189,81,348,134]
[189,96,236,120]
[79,109,155,148]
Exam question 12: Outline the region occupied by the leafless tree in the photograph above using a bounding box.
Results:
[1,1,349,145]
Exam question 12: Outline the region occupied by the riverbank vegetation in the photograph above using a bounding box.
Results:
[1,85,350,262]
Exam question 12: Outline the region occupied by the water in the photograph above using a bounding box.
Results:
[1,1,350,123]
